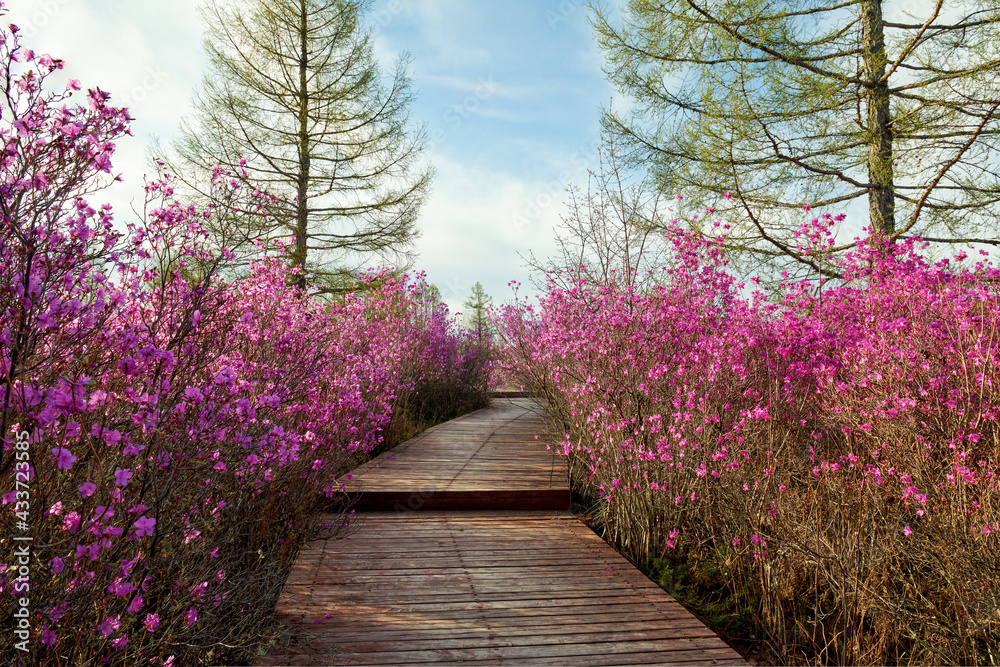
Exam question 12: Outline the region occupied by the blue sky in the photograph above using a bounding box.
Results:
[9,0,616,315]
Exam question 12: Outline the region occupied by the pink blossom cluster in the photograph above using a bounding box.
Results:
[498,215,1000,662]
[0,14,485,664]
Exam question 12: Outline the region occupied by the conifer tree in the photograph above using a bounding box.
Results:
[165,0,432,290]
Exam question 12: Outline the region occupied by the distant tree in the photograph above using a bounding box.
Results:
[161,0,432,291]
[463,282,493,344]
[414,282,446,321]
[591,0,1000,277]
[525,137,670,291]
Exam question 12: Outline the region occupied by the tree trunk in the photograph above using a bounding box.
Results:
[294,0,310,288]
[861,0,895,235]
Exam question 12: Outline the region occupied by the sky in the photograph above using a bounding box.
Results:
[9,0,616,315]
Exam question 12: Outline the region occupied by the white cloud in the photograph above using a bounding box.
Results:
[7,0,618,313]
[6,1,206,222]
[414,155,568,312]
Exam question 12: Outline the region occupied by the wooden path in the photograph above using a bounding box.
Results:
[258,398,746,666]
[343,398,568,511]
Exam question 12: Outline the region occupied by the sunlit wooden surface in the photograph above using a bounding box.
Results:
[258,399,746,666]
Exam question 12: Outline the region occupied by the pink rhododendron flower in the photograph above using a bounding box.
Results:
[97,615,121,637]
[133,516,156,538]
[143,613,159,632]
[52,447,77,470]
[62,512,81,533]
[108,578,137,597]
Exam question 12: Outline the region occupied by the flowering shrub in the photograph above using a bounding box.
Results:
[0,14,487,665]
[498,216,1000,665]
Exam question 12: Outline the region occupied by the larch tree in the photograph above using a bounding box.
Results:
[163,0,432,290]
[591,0,1000,277]
[463,282,493,345]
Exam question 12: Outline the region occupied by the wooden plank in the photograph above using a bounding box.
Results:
[259,401,745,666]
[487,389,530,398]
[314,617,712,640]
[312,644,744,665]
[339,398,567,512]
[260,512,745,665]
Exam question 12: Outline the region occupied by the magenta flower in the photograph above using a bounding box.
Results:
[41,627,57,647]
[143,613,160,632]
[52,447,77,470]
[183,607,198,626]
[108,578,137,598]
[113,468,133,487]
[213,367,236,386]
[49,556,65,574]
[97,614,121,637]
[78,482,97,497]
[62,512,81,533]
[133,516,156,538]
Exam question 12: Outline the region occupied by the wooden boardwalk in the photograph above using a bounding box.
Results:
[259,399,746,666]
[344,398,568,511]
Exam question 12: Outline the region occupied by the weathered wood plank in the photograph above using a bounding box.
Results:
[341,398,568,511]
[259,400,745,665]
[261,512,745,665]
